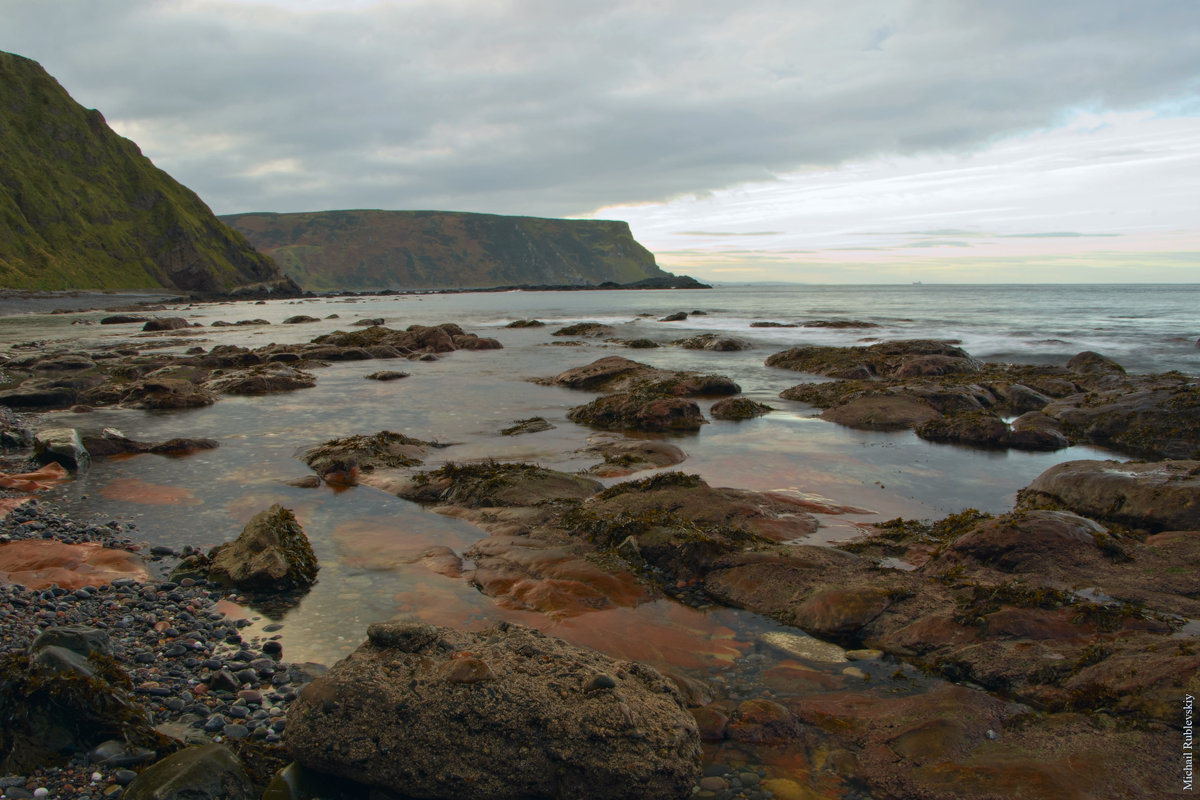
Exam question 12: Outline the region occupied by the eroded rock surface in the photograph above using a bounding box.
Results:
[286,621,702,800]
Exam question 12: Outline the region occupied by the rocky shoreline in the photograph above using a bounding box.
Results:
[0,314,1197,799]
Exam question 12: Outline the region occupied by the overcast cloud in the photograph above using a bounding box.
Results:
[2,0,1198,281]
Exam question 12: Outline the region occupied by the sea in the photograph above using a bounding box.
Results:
[1,282,1197,781]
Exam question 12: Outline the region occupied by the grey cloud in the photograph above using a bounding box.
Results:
[2,0,1198,216]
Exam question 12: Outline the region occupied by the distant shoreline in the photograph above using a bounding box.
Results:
[0,289,183,317]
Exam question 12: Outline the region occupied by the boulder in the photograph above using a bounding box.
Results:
[202,364,317,395]
[33,427,89,469]
[122,744,256,800]
[300,430,441,481]
[0,629,162,773]
[506,319,545,328]
[500,416,555,436]
[397,462,602,508]
[207,505,318,592]
[581,440,687,477]
[100,315,145,325]
[567,392,707,432]
[1018,459,1200,533]
[710,397,772,420]
[551,322,615,337]
[286,621,701,800]
[142,317,190,332]
[821,395,942,431]
[672,333,752,351]
[120,378,217,410]
[660,311,688,321]
[282,315,320,324]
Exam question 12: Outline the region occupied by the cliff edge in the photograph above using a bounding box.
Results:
[0,51,290,294]
[221,209,680,291]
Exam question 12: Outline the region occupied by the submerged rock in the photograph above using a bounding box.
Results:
[286,621,701,800]
[122,744,256,800]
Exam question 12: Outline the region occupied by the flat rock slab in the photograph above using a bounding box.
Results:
[1020,459,1200,532]
[0,540,149,589]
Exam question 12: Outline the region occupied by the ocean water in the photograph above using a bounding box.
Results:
[4,283,1195,789]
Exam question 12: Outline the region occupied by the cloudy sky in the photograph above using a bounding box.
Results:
[3,0,1198,282]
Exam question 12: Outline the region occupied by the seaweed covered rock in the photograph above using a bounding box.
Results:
[539,356,739,396]
[206,505,318,592]
[201,363,317,395]
[710,397,772,420]
[300,430,442,483]
[567,392,708,432]
[397,461,602,508]
[286,621,701,800]
[0,626,166,773]
[766,340,977,380]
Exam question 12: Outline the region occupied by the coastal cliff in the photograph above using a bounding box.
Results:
[0,51,290,295]
[221,209,680,291]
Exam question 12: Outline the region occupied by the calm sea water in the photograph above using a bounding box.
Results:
[3,283,1196,666]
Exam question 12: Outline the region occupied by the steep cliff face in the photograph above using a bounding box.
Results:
[0,51,287,293]
[221,209,672,291]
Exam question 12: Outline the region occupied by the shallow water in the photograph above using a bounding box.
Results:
[3,283,1190,794]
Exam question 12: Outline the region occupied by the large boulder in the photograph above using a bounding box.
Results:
[33,427,89,469]
[286,621,701,800]
[206,505,318,592]
[1018,459,1200,533]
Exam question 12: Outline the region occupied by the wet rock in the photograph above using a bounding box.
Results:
[1040,378,1200,459]
[206,505,318,592]
[202,363,317,395]
[142,317,190,332]
[1066,351,1126,376]
[821,394,942,431]
[506,319,545,328]
[0,630,161,773]
[567,392,707,433]
[540,356,740,397]
[81,430,219,458]
[397,462,601,508]
[121,744,256,800]
[916,411,1013,448]
[352,317,385,327]
[364,370,408,381]
[32,427,89,470]
[551,321,615,337]
[1018,459,1200,532]
[766,340,975,380]
[282,315,320,324]
[672,333,752,351]
[100,315,145,325]
[500,416,555,436]
[286,622,701,800]
[710,397,772,420]
[300,430,441,481]
[120,377,217,410]
[660,312,688,321]
[581,440,687,477]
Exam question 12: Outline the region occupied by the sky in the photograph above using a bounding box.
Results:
[2,0,1199,283]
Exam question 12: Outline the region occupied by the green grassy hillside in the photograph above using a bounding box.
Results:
[221,209,670,291]
[0,51,284,293]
